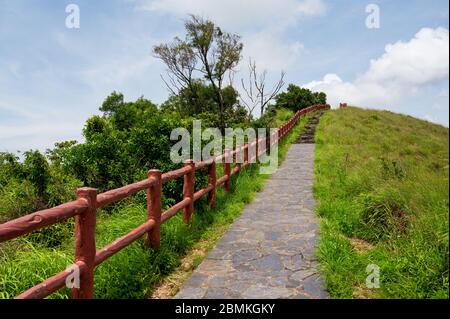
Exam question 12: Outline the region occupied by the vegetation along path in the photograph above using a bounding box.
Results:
[175,115,328,299]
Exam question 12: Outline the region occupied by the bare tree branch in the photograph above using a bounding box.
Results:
[240,58,285,116]
[160,74,177,96]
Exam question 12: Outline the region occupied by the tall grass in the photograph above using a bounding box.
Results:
[0,108,309,299]
[314,107,449,298]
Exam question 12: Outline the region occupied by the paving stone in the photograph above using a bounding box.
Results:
[232,250,263,265]
[184,273,209,288]
[302,275,330,299]
[233,271,266,282]
[283,254,309,271]
[293,293,312,299]
[250,254,284,272]
[233,263,254,272]
[290,270,316,283]
[265,231,283,241]
[204,288,231,299]
[227,281,249,291]
[209,276,227,288]
[175,287,206,299]
[242,285,294,299]
[207,249,232,260]
[269,276,298,288]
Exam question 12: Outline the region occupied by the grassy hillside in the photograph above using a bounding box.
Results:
[314,107,449,298]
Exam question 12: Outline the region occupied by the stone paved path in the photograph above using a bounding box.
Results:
[175,144,329,299]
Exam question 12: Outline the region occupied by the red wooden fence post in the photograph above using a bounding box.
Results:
[183,160,195,223]
[223,149,231,192]
[264,136,268,155]
[244,142,249,165]
[235,145,242,172]
[255,138,259,163]
[72,187,97,299]
[207,160,216,209]
[146,169,162,250]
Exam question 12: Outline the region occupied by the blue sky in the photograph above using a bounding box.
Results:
[0,0,448,153]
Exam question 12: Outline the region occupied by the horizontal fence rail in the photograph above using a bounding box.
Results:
[0,104,330,299]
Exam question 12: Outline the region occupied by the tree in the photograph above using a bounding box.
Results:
[23,150,51,199]
[154,15,243,132]
[275,84,327,111]
[83,116,108,139]
[99,91,124,117]
[159,81,250,127]
[313,92,327,104]
[46,140,78,167]
[0,152,23,185]
[98,92,158,131]
[240,58,285,116]
[169,80,220,116]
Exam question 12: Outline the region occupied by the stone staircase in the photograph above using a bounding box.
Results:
[295,111,324,144]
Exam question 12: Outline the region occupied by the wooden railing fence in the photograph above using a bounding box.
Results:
[0,104,330,299]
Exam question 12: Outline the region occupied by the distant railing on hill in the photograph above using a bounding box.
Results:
[0,104,330,299]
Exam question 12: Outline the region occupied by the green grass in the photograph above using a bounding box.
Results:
[314,107,449,299]
[0,108,310,299]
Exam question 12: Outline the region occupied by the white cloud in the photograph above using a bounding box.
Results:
[242,32,304,72]
[0,122,82,141]
[138,0,327,30]
[304,73,400,107]
[54,30,160,91]
[297,0,327,16]
[305,27,450,121]
[0,90,92,152]
[0,120,84,153]
[82,56,156,89]
[438,88,449,98]
[0,100,37,120]
[362,27,449,85]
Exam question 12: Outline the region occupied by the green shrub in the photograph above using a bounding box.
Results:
[356,187,409,242]
[275,84,326,112]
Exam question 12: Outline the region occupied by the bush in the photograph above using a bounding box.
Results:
[275,84,326,112]
[0,179,43,223]
[357,187,409,242]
